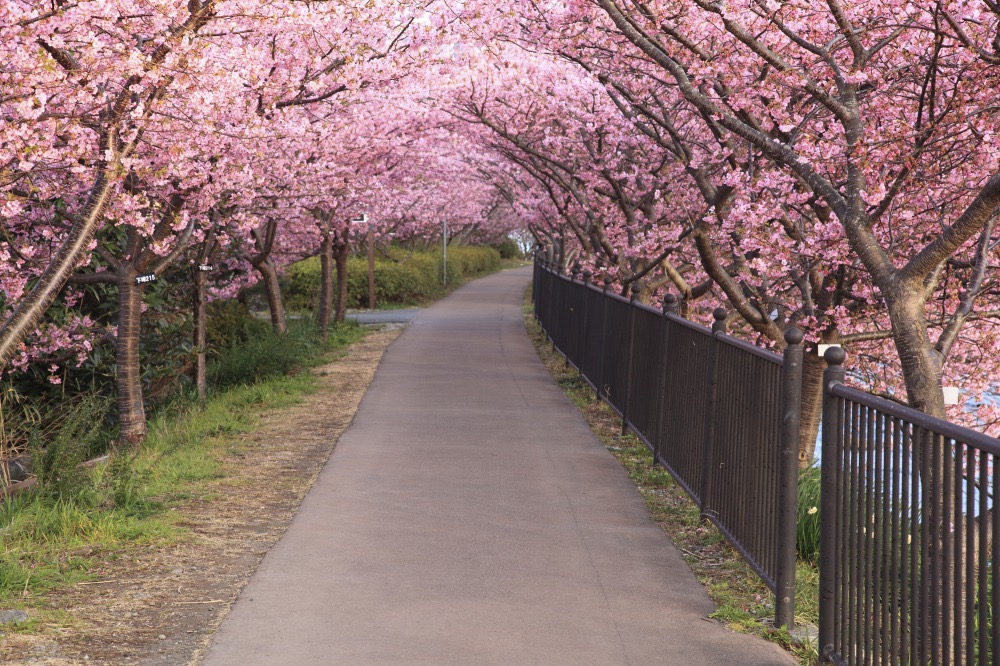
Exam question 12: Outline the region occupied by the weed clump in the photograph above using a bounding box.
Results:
[207,321,317,388]
[28,395,113,503]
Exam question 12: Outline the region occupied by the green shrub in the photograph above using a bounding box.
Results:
[29,395,114,503]
[797,465,821,562]
[285,257,323,311]
[206,299,269,349]
[494,237,522,260]
[442,245,502,275]
[207,321,319,389]
[284,245,502,311]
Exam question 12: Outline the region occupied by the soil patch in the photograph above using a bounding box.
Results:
[0,327,401,665]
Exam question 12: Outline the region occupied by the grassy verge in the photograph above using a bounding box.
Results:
[522,300,820,665]
[0,321,366,621]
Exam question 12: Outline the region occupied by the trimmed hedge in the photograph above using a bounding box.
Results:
[285,245,501,311]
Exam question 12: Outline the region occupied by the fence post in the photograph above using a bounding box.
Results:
[580,269,592,376]
[776,327,804,629]
[550,263,562,353]
[652,294,678,465]
[699,307,728,513]
[819,347,846,663]
[533,256,541,320]
[537,258,545,329]
[596,275,613,402]
[567,265,582,368]
[621,282,642,435]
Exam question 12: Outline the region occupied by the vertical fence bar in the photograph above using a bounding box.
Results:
[820,346,846,663]
[596,275,613,402]
[698,308,728,514]
[775,328,803,629]
[532,258,538,315]
[621,282,641,435]
[550,263,561,352]
[567,265,582,369]
[580,269,592,374]
[653,294,678,465]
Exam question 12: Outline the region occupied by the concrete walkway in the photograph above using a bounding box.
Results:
[203,267,795,666]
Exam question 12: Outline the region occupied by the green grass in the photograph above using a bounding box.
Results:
[0,320,366,611]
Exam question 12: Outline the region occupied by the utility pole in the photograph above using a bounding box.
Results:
[351,213,374,310]
[367,217,375,310]
[442,218,447,287]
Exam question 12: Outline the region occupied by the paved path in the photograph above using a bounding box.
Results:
[203,267,795,665]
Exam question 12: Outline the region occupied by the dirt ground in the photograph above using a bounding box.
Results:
[0,326,401,666]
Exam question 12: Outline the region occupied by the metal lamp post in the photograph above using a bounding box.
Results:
[442,219,447,287]
[351,214,374,310]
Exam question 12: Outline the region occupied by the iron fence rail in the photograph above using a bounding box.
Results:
[532,261,801,628]
[821,352,1000,665]
[535,259,1000,663]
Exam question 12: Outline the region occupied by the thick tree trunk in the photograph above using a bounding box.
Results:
[885,282,955,661]
[116,276,147,447]
[193,269,208,401]
[252,259,286,335]
[317,229,334,340]
[798,351,825,469]
[886,282,946,417]
[334,242,349,323]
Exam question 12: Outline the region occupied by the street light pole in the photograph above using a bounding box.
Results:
[350,213,374,310]
[367,217,375,310]
[442,219,447,287]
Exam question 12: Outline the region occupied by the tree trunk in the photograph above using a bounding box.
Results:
[334,242,349,323]
[798,351,825,469]
[116,275,147,447]
[884,281,946,415]
[193,268,208,401]
[317,227,334,340]
[192,225,218,401]
[885,283,953,661]
[252,259,286,335]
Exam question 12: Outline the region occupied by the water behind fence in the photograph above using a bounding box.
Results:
[533,259,1000,665]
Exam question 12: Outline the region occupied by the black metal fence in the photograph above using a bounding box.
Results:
[532,260,803,629]
[533,258,1000,665]
[820,351,1000,665]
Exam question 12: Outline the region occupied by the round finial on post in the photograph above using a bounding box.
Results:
[572,263,582,280]
[662,293,678,316]
[784,327,804,347]
[582,269,593,286]
[712,307,728,333]
[824,345,846,366]
[603,275,613,294]
[630,282,642,302]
